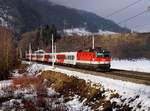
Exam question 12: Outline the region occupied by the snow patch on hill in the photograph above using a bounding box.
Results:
[63,28,118,36]
[63,28,92,36]
[0,17,7,27]
[98,29,118,35]
[0,8,8,27]
[0,6,13,27]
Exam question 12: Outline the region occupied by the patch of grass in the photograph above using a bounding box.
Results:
[16,64,29,70]
[11,70,132,110]
[39,71,120,110]
[14,63,29,74]
[12,76,42,89]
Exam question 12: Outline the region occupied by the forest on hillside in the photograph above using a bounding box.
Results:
[18,28,150,59]
[54,33,150,59]
[0,0,129,38]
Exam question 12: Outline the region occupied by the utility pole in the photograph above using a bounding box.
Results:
[92,35,95,49]
[25,51,27,60]
[54,43,57,62]
[147,6,150,11]
[63,19,67,33]
[19,48,22,59]
[124,21,127,28]
[29,43,32,64]
[71,25,73,34]
[54,43,56,54]
[40,26,43,49]
[52,34,54,68]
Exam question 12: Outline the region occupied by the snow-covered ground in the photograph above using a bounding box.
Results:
[26,61,150,111]
[1,59,150,110]
[0,80,12,90]
[112,59,150,73]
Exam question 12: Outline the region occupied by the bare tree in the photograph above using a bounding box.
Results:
[0,26,17,80]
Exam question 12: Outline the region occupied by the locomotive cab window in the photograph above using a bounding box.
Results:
[96,52,110,57]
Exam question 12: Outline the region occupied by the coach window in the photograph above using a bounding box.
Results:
[68,55,74,60]
[68,56,70,60]
[71,56,74,60]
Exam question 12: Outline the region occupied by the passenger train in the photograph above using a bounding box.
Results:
[26,47,111,71]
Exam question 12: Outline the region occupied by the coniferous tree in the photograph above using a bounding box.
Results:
[42,24,60,47]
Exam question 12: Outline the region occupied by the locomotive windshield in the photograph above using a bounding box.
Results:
[96,52,110,57]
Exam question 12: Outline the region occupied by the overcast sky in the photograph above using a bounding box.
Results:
[49,0,150,32]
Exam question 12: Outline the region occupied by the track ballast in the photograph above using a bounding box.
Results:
[54,64,150,85]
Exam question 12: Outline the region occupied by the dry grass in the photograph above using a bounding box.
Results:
[12,76,42,89]
[39,71,123,110]
[14,63,29,74]
[10,70,132,110]
[10,75,67,111]
[15,64,29,70]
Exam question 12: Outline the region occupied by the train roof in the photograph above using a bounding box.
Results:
[34,49,45,53]
[78,47,110,53]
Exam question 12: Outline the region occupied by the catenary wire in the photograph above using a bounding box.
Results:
[105,0,143,18]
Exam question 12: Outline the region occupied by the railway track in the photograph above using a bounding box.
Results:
[23,60,150,85]
[54,65,150,85]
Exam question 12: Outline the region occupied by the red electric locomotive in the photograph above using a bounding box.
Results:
[26,47,111,71]
[76,47,111,71]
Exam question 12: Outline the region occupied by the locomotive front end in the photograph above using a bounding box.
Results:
[95,48,111,71]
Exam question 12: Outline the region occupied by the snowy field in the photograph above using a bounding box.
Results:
[26,61,150,111]
[111,59,150,73]
[1,60,149,110]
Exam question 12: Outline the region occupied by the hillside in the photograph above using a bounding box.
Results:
[0,0,129,37]
[18,30,150,59]
[54,33,150,59]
